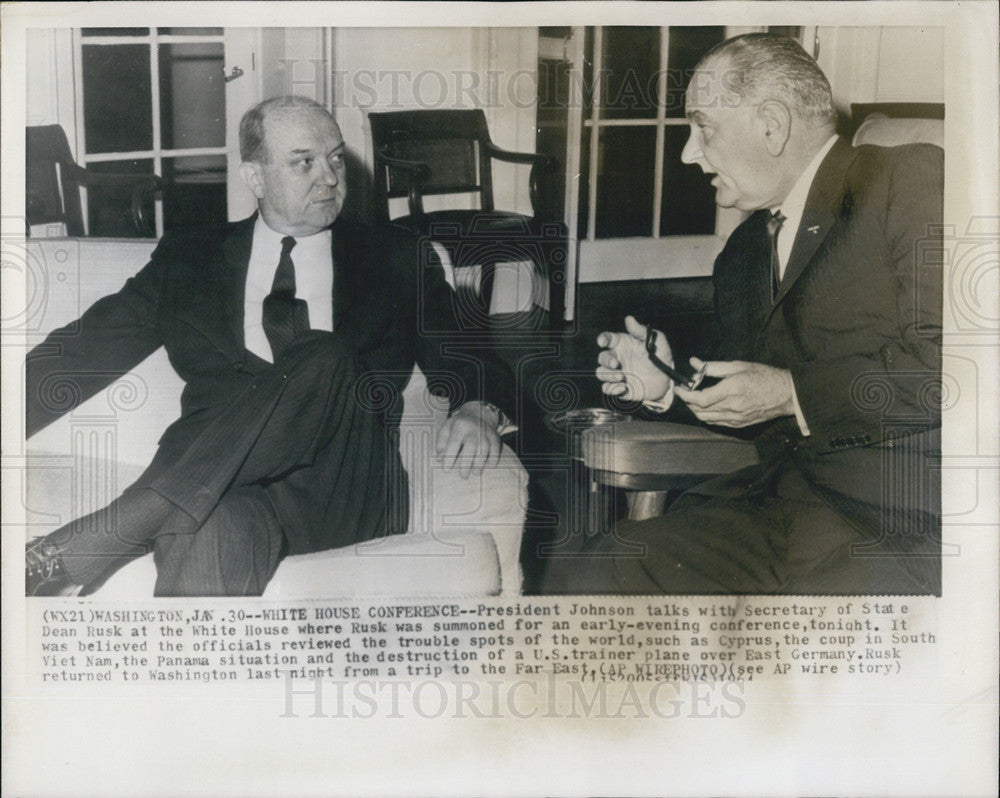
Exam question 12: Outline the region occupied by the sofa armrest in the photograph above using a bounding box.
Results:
[396,366,526,595]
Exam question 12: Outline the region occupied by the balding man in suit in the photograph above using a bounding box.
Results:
[26,96,513,596]
[551,33,942,595]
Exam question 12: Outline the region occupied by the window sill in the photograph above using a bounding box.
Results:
[576,234,725,282]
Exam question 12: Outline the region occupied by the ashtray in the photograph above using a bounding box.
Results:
[544,408,633,460]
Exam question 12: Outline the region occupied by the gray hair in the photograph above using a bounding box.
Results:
[239,95,329,163]
[698,33,836,128]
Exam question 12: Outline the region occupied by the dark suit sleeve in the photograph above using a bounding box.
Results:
[25,243,167,437]
[790,145,943,444]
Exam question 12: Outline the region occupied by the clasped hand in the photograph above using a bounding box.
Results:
[676,358,795,428]
[596,315,674,403]
[596,316,795,427]
[436,401,502,478]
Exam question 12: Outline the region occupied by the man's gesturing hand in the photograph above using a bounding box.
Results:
[596,315,674,404]
[675,358,795,427]
[436,401,502,478]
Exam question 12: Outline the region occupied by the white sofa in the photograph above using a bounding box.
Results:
[21,238,526,597]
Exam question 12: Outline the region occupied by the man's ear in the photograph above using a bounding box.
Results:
[239,161,265,199]
[758,100,792,156]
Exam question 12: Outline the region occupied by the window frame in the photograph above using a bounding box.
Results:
[73,28,229,237]
[564,25,748,283]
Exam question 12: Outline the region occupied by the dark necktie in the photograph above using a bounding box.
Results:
[262,236,310,359]
[767,210,786,303]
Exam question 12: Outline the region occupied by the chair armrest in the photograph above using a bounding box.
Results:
[129,175,161,237]
[484,143,558,219]
[376,149,431,219]
[581,420,759,489]
[61,163,162,236]
[484,142,553,168]
[61,161,157,190]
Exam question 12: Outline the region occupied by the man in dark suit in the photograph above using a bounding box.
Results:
[558,33,942,595]
[25,96,513,597]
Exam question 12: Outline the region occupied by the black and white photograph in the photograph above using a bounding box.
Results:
[15,19,950,599]
[3,2,997,796]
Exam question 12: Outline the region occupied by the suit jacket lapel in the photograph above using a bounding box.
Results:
[169,214,255,363]
[332,219,355,335]
[332,219,385,352]
[220,214,256,356]
[772,137,857,309]
[203,218,378,360]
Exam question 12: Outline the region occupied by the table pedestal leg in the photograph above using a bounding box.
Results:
[626,490,668,521]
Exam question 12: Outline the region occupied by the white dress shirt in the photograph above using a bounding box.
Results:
[771,135,838,280]
[244,216,334,362]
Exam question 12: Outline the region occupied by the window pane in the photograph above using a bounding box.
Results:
[665,27,726,118]
[595,126,656,238]
[82,45,153,153]
[162,155,227,232]
[159,42,226,150]
[157,27,224,36]
[85,160,156,238]
[660,125,716,235]
[82,28,149,37]
[601,27,660,120]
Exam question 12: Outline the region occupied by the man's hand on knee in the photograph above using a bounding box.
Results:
[436,401,502,478]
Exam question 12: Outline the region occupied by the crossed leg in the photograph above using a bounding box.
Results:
[29,331,403,596]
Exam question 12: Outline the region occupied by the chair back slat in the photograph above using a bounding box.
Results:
[383,137,480,197]
[370,109,495,221]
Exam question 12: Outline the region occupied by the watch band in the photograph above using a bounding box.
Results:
[644,324,706,390]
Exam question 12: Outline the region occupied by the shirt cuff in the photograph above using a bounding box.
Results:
[457,400,516,435]
[790,381,811,437]
[642,384,675,414]
[492,404,516,436]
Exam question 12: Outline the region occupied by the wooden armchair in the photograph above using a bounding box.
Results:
[26,124,161,237]
[369,109,568,330]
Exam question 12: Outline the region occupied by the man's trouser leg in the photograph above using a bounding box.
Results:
[540,465,785,594]
[152,486,284,597]
[541,463,930,595]
[45,331,403,592]
[147,332,381,530]
[41,487,176,588]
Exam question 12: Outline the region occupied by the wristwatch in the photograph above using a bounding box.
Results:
[483,401,510,433]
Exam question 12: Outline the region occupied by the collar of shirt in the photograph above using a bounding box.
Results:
[245,216,334,361]
[771,134,838,277]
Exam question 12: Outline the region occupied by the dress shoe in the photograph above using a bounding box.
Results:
[25,538,82,597]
